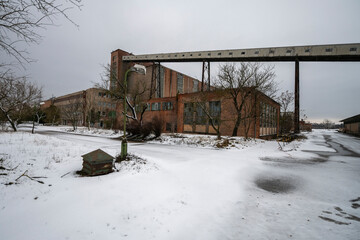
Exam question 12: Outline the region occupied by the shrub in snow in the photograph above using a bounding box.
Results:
[151,116,162,138]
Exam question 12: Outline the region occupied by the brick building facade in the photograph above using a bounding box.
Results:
[111,48,279,138]
[42,48,280,138]
[42,88,117,128]
[142,90,279,138]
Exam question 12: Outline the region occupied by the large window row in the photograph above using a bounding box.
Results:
[260,102,278,136]
[150,101,174,111]
[184,101,221,125]
[98,101,116,109]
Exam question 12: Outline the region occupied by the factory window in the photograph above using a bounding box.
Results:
[184,103,194,125]
[305,49,310,53]
[269,50,275,54]
[209,101,221,125]
[208,53,211,56]
[241,52,245,55]
[217,52,221,56]
[162,102,173,111]
[229,52,233,55]
[151,102,161,111]
[195,104,206,125]
[286,50,292,53]
[177,73,183,93]
[350,47,357,52]
[193,80,199,92]
[325,48,333,52]
[198,53,202,56]
[260,102,277,136]
[254,51,259,54]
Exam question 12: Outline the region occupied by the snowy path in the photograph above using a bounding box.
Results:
[0,129,359,239]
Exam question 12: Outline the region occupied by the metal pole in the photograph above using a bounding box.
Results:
[150,62,155,99]
[294,59,300,134]
[121,69,131,159]
[201,61,205,92]
[207,61,210,91]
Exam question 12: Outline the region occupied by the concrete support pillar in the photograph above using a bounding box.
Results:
[294,59,300,133]
[201,61,205,92]
[207,61,211,91]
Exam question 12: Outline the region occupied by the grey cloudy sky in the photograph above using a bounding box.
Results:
[7,0,360,123]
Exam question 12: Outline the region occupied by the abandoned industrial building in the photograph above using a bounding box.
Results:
[41,88,117,129]
[341,114,360,136]
[41,48,280,138]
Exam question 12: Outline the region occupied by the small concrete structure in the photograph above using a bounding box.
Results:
[81,149,114,176]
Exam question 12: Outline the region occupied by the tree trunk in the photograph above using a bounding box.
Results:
[3,112,17,131]
[32,120,35,134]
[9,120,17,132]
[217,129,221,140]
[232,114,241,136]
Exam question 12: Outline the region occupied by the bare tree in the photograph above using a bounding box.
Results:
[60,97,83,131]
[0,71,42,131]
[322,119,334,129]
[97,64,150,127]
[43,103,60,125]
[31,100,45,133]
[278,90,294,134]
[215,62,278,136]
[278,91,294,113]
[189,90,223,139]
[241,92,258,138]
[1,1,81,131]
[84,94,95,130]
[0,0,82,65]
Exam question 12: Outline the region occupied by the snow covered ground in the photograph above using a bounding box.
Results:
[0,127,359,240]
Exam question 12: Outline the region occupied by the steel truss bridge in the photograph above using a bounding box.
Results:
[122,43,360,133]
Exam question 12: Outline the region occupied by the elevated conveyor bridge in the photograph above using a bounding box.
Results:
[122,43,360,133]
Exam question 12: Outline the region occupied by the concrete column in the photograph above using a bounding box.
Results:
[294,59,300,133]
[207,61,210,91]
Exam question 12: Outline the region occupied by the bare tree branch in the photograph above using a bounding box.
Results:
[216,62,278,137]
[0,71,42,131]
[0,0,82,65]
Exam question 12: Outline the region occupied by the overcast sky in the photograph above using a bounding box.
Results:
[5,0,360,123]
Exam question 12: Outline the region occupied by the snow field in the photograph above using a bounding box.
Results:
[0,128,359,239]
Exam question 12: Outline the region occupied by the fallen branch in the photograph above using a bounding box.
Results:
[15,170,44,184]
[277,141,284,151]
[61,171,71,178]
[0,164,19,171]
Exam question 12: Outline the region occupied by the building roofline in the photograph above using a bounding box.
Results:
[340,114,360,123]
